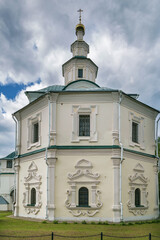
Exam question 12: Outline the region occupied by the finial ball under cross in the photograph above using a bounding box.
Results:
[77,9,83,23]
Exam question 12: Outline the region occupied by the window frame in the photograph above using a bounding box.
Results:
[78,69,83,78]
[129,112,145,150]
[31,188,36,206]
[78,187,89,207]
[32,121,39,143]
[71,105,98,142]
[27,113,41,150]
[79,114,90,137]
[135,188,141,207]
[6,160,12,168]
[132,121,139,144]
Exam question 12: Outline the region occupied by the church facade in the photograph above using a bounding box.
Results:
[13,18,159,222]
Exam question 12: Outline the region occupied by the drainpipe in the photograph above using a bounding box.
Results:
[12,115,18,213]
[155,115,160,207]
[156,116,160,158]
[45,94,51,219]
[118,91,123,222]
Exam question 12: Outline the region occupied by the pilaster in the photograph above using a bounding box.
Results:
[48,93,59,146]
[14,158,20,217]
[46,151,57,221]
[111,154,121,222]
[153,163,159,211]
[112,102,119,145]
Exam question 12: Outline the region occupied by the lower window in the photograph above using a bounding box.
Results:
[31,188,36,206]
[135,188,140,207]
[78,187,89,207]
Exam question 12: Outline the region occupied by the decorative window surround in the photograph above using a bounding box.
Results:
[129,112,145,150]
[71,105,98,142]
[27,113,41,150]
[127,163,148,215]
[23,162,42,215]
[65,159,102,217]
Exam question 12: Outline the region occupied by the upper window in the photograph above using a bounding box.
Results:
[129,112,145,150]
[7,160,12,168]
[27,113,41,150]
[71,105,98,142]
[78,69,83,78]
[79,115,90,136]
[79,187,89,207]
[31,188,36,206]
[132,122,139,143]
[135,188,141,207]
[32,122,39,143]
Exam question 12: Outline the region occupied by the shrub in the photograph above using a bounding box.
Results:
[103,221,109,225]
[128,222,134,225]
[53,220,58,224]
[62,221,68,224]
[98,221,102,225]
[74,221,78,224]
[81,220,87,224]
[91,221,95,225]
[42,221,47,224]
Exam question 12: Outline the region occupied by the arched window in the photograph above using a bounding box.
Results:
[31,188,36,206]
[135,188,141,207]
[79,187,89,207]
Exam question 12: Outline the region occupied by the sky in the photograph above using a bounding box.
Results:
[0,0,160,158]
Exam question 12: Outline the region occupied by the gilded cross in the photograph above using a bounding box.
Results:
[77,9,83,23]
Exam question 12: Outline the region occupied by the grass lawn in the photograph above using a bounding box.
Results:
[0,212,160,240]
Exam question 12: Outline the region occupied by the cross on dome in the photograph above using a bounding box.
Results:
[77,9,83,24]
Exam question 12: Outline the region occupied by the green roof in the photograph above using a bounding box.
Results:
[17,79,159,114]
[0,151,15,160]
[0,196,9,205]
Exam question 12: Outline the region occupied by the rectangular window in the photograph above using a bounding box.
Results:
[7,160,12,168]
[79,115,90,136]
[32,122,39,143]
[78,69,83,78]
[132,122,138,143]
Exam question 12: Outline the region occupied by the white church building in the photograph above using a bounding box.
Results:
[0,152,15,211]
[12,15,159,222]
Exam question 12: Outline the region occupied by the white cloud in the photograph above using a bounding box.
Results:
[0,82,46,158]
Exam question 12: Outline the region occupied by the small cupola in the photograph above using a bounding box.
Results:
[62,9,98,86]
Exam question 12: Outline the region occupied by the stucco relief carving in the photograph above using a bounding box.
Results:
[65,159,102,217]
[127,163,148,215]
[23,161,42,215]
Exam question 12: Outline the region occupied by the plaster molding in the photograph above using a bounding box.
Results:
[133,163,144,172]
[68,169,99,180]
[75,159,92,169]
[23,161,42,215]
[46,158,57,167]
[127,163,149,215]
[153,163,158,175]
[69,209,99,217]
[65,159,102,216]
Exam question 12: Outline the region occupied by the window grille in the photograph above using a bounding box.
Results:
[132,122,138,143]
[33,122,39,143]
[79,115,90,136]
[79,187,89,207]
[78,69,83,78]
[31,188,36,206]
[135,188,140,207]
[7,160,12,168]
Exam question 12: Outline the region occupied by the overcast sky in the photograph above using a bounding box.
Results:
[0,0,160,158]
